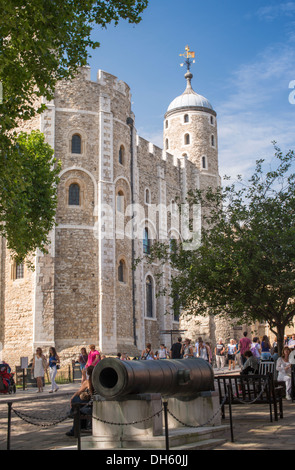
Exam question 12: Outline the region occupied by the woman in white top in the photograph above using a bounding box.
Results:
[32,348,48,393]
[227,339,237,371]
[276,346,292,400]
[157,344,168,359]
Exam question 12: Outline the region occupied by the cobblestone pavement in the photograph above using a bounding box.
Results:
[1,380,295,451]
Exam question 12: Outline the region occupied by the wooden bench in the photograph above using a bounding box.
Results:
[216,374,284,423]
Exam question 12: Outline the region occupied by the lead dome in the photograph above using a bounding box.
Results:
[167,72,213,113]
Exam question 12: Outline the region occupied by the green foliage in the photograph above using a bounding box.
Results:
[147,145,295,351]
[0,131,61,263]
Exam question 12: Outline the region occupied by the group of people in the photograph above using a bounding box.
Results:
[139,337,213,362]
[215,331,295,401]
[214,332,280,371]
[31,346,60,393]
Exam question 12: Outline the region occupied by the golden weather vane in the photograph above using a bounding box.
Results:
[179,45,196,72]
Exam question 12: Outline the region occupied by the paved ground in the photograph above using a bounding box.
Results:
[1,370,295,451]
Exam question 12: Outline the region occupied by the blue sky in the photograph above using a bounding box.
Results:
[88,0,295,182]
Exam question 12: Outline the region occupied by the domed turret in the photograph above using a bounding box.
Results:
[163,47,219,181]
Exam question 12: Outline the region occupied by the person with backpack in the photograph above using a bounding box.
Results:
[170,337,183,359]
[250,337,261,361]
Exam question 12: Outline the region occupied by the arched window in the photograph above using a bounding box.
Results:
[184,114,189,123]
[71,134,82,154]
[146,276,154,318]
[165,120,168,129]
[184,133,190,145]
[118,259,125,283]
[119,145,125,165]
[143,227,150,254]
[69,183,80,206]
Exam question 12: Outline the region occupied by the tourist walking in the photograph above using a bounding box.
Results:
[239,332,252,366]
[48,347,60,393]
[32,348,47,393]
[141,343,154,360]
[79,347,88,382]
[181,338,194,358]
[198,339,210,362]
[157,344,168,359]
[215,338,225,369]
[260,335,271,360]
[86,345,101,369]
[227,339,237,370]
[170,337,183,359]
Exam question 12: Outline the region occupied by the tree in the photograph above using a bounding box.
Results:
[148,145,295,355]
[0,0,148,260]
[0,131,61,263]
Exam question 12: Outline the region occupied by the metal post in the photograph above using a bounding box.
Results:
[163,400,169,451]
[227,384,234,442]
[7,401,12,450]
[73,404,81,450]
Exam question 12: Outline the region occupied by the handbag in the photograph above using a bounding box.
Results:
[80,389,91,401]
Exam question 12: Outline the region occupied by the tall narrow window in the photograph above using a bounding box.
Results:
[146,276,153,318]
[202,156,207,169]
[118,260,125,282]
[116,191,124,213]
[119,145,125,165]
[145,188,150,204]
[184,134,190,145]
[71,134,82,154]
[143,228,150,254]
[211,135,215,147]
[15,263,24,279]
[69,183,80,206]
[184,114,189,123]
[166,138,169,150]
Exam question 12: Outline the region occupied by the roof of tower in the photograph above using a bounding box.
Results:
[167,71,214,113]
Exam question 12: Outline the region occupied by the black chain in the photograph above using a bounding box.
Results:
[92,407,163,426]
[166,393,228,428]
[11,406,71,428]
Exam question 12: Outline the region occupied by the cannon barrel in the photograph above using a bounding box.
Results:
[92,357,214,399]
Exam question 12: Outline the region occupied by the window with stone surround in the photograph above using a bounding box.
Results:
[68,183,80,206]
[145,188,151,205]
[165,138,169,150]
[184,133,190,145]
[118,259,125,283]
[11,262,24,280]
[211,134,215,147]
[71,134,82,154]
[146,275,154,318]
[143,227,151,254]
[184,114,189,123]
[202,155,208,170]
[119,145,125,165]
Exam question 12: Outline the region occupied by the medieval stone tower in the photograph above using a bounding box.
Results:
[0,54,241,367]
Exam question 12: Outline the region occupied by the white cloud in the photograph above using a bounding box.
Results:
[217,44,295,182]
[257,2,295,21]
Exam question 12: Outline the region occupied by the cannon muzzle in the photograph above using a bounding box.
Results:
[92,357,214,399]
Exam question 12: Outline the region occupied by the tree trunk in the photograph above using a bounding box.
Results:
[275,324,286,356]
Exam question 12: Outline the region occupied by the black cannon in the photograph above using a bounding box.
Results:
[92,357,214,399]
